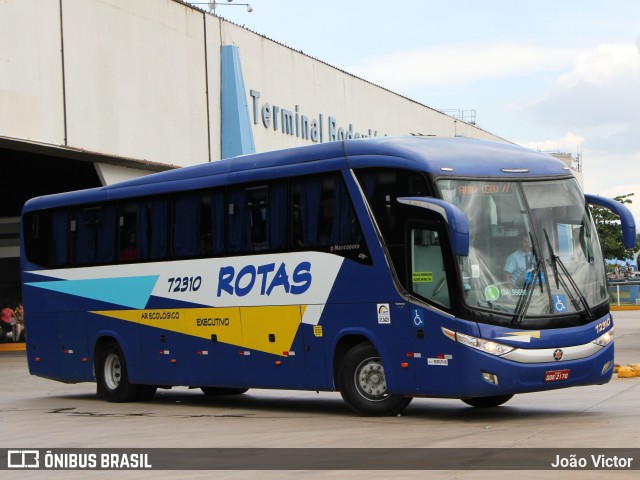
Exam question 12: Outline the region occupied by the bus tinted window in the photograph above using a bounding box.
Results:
[24,209,70,268]
[23,174,370,267]
[116,197,169,262]
[144,197,169,260]
[228,182,287,254]
[72,204,116,265]
[169,190,223,259]
[118,201,139,261]
[355,169,429,244]
[410,226,451,310]
[355,168,429,282]
[292,174,363,248]
[290,173,369,263]
[172,192,203,258]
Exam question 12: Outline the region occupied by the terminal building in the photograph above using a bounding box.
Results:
[0,0,580,306]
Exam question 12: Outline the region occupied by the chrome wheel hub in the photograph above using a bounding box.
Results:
[355,358,388,401]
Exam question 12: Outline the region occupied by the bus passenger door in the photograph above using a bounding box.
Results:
[408,224,458,396]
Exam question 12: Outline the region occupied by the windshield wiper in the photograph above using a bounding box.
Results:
[512,232,545,325]
[543,229,594,320]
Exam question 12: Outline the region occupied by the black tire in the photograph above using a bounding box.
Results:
[461,394,514,408]
[95,342,141,402]
[339,342,412,416]
[201,387,249,396]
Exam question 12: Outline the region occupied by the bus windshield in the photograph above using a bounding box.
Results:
[437,178,607,322]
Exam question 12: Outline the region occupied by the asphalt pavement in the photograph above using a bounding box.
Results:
[1,309,639,479]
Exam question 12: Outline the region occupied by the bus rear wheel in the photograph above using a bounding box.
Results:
[339,342,412,416]
[461,394,513,408]
[96,342,142,402]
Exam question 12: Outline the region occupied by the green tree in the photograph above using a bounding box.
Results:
[589,193,636,261]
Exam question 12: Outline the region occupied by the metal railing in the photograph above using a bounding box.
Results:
[608,280,640,307]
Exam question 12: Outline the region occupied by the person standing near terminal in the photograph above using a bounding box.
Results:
[1,304,14,342]
[14,303,24,342]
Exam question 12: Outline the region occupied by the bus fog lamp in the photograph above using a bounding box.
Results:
[601,360,612,375]
[482,372,499,385]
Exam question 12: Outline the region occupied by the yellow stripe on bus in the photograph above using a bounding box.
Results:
[90,306,303,356]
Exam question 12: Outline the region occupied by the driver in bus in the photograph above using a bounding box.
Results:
[503,236,532,285]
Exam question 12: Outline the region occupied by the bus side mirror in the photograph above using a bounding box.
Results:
[398,197,470,257]
[585,194,637,249]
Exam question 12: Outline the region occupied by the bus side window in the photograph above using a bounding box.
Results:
[246,186,268,251]
[266,182,287,251]
[118,201,138,261]
[410,226,450,310]
[24,209,70,268]
[291,175,339,248]
[171,190,223,259]
[72,204,116,265]
[355,168,430,246]
[147,196,169,260]
[51,209,70,267]
[198,190,224,257]
[228,187,251,253]
[172,192,203,258]
[291,173,368,261]
[228,182,287,254]
[109,197,170,263]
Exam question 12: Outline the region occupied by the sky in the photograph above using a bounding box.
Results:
[189,0,640,227]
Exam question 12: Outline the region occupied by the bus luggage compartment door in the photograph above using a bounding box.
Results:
[242,305,307,389]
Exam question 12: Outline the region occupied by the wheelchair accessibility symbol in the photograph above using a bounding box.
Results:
[412,308,425,327]
[553,294,568,313]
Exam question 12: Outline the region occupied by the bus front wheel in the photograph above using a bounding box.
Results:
[339,342,412,416]
[96,342,143,402]
[461,394,513,408]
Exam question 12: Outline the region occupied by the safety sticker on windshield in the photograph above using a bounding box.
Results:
[553,294,568,313]
[412,272,433,283]
[484,285,500,302]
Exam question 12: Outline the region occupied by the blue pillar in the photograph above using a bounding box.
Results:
[220,45,256,159]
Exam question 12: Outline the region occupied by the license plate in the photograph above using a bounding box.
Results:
[544,369,570,382]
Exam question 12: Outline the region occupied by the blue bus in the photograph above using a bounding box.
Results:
[21,137,636,415]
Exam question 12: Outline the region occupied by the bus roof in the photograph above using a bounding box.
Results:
[23,136,571,212]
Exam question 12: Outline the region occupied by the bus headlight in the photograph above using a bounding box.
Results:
[593,327,614,347]
[442,328,514,356]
